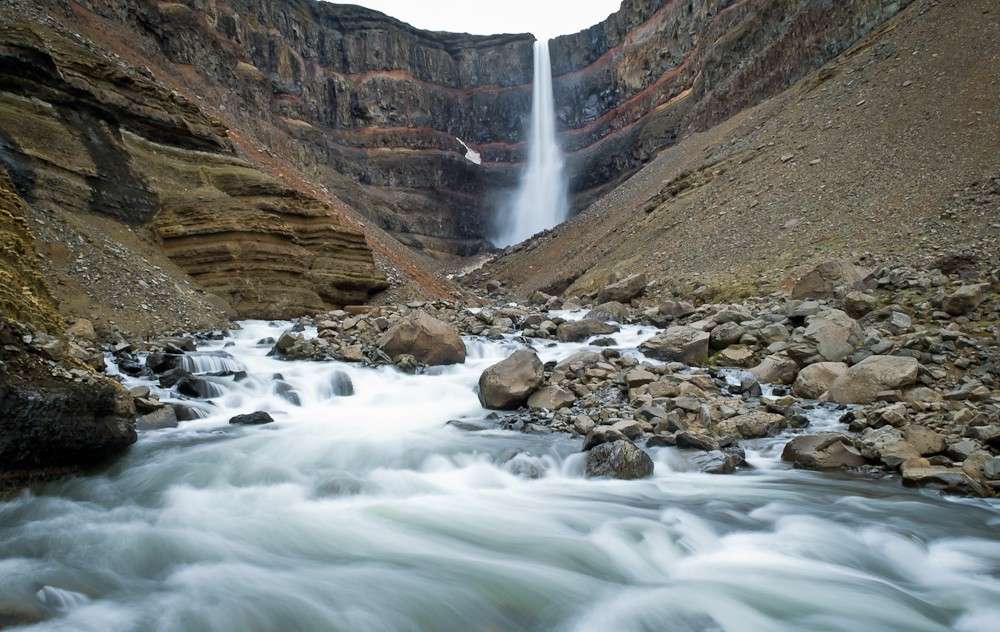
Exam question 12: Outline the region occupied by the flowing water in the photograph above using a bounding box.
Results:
[495,39,568,247]
[1,318,999,631]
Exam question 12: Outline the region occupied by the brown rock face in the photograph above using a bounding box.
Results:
[0,20,385,317]
[550,0,914,203]
[27,0,911,255]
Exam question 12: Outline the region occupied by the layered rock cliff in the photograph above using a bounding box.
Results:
[0,18,386,318]
[550,0,915,202]
[54,0,535,255]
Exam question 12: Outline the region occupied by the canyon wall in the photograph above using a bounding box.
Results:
[8,0,913,257]
[550,0,914,203]
[0,18,386,318]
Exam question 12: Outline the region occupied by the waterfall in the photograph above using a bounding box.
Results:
[495,39,568,247]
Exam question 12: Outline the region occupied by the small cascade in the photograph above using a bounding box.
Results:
[178,352,245,375]
[495,39,568,247]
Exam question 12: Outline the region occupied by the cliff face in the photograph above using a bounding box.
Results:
[550,0,914,202]
[5,0,915,259]
[64,0,535,255]
[0,19,386,318]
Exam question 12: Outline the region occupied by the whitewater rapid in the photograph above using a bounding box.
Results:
[1,318,999,631]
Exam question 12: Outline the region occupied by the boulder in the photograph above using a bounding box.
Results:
[176,376,224,399]
[585,301,629,323]
[859,426,918,469]
[792,362,848,399]
[709,322,744,349]
[829,355,919,404]
[781,433,866,469]
[690,448,745,474]
[583,426,628,450]
[803,309,863,362]
[900,461,988,496]
[715,411,786,439]
[718,345,754,366]
[658,300,696,320]
[326,371,355,397]
[791,261,871,299]
[585,440,654,480]
[378,311,466,366]
[902,425,946,456]
[675,431,719,451]
[135,405,178,430]
[942,283,989,316]
[229,411,275,425]
[478,350,544,409]
[749,355,799,385]
[527,385,576,411]
[640,326,710,364]
[556,319,619,342]
[842,291,878,318]
[597,273,647,304]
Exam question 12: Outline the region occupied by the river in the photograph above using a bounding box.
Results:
[1,317,999,631]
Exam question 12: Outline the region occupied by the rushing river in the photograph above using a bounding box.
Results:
[1,318,999,631]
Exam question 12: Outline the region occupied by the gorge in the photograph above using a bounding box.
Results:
[0,0,998,630]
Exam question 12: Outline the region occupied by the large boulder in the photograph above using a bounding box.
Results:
[749,355,799,385]
[791,261,871,299]
[378,311,466,366]
[803,309,863,362]
[585,440,654,480]
[640,326,710,364]
[597,273,647,304]
[792,362,848,399]
[942,283,989,316]
[136,405,178,430]
[556,319,619,342]
[478,350,544,409]
[829,355,919,404]
[229,411,275,425]
[782,433,866,469]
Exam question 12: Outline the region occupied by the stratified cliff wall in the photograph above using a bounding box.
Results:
[24,0,913,253]
[550,0,913,202]
[0,19,386,318]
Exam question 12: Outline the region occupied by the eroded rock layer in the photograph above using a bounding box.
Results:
[0,20,386,318]
[550,0,914,200]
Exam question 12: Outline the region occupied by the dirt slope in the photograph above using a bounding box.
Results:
[473,0,999,300]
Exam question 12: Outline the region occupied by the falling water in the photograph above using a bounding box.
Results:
[495,39,568,247]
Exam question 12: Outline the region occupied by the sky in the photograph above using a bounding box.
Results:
[328,1,624,40]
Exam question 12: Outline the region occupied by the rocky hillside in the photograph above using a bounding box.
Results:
[0,16,387,323]
[473,0,999,301]
[30,0,916,257]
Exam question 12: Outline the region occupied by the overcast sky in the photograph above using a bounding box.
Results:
[328,1,624,40]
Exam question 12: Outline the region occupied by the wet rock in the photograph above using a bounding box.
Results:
[942,283,988,316]
[135,405,178,430]
[792,261,871,299]
[146,352,183,374]
[675,431,719,451]
[900,460,988,496]
[792,362,848,399]
[781,433,866,469]
[326,371,355,397]
[585,301,629,323]
[176,376,223,399]
[273,381,301,406]
[597,273,646,304]
[585,440,654,480]
[556,319,619,343]
[640,326,710,364]
[527,385,575,411]
[750,355,799,385]
[229,411,275,425]
[690,448,745,474]
[378,311,466,366]
[829,355,919,404]
[478,350,544,409]
[583,425,628,450]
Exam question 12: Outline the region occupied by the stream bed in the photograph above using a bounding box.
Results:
[1,320,999,631]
